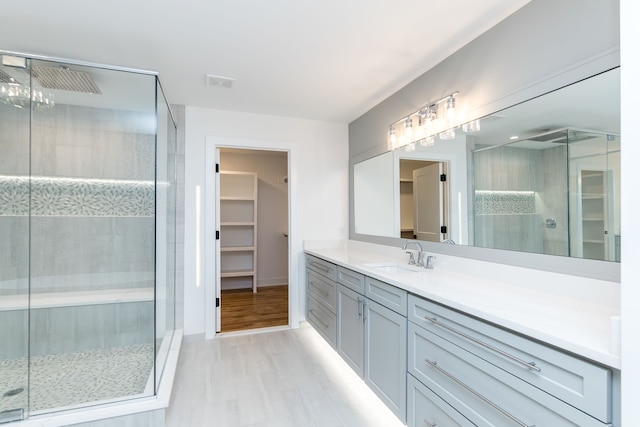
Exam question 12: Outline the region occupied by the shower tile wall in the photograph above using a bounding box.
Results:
[539,145,569,256]
[474,144,568,255]
[0,104,157,357]
[474,145,543,252]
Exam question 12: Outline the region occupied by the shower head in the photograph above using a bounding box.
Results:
[32,65,102,94]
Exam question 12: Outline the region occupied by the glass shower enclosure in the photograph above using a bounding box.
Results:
[0,53,178,423]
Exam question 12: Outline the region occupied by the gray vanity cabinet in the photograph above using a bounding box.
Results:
[407,295,613,427]
[306,255,338,347]
[332,265,408,422]
[336,283,365,375]
[365,298,407,423]
[407,374,474,427]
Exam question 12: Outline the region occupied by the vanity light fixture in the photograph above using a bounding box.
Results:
[387,91,459,148]
[404,116,413,146]
[439,128,456,141]
[420,135,435,147]
[446,95,456,125]
[462,119,481,133]
[0,72,55,111]
[388,124,397,149]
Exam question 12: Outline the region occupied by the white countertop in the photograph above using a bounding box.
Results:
[304,240,621,369]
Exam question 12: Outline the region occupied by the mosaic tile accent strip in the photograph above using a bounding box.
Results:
[475,190,536,215]
[0,176,154,217]
[0,343,154,414]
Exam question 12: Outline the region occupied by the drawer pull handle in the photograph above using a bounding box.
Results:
[425,359,535,427]
[310,281,330,297]
[425,316,541,373]
[424,419,436,427]
[309,310,330,329]
[357,297,364,318]
[310,261,331,273]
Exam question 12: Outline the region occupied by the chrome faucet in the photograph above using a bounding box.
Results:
[402,241,425,267]
[441,239,456,245]
[425,255,436,269]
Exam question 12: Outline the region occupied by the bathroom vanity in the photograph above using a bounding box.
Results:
[304,240,620,427]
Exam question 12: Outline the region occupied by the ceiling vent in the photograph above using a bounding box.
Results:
[206,74,235,89]
[32,65,101,94]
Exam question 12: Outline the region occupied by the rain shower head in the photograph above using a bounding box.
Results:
[527,128,598,144]
[32,65,102,94]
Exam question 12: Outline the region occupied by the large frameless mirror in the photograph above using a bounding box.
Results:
[353,67,620,262]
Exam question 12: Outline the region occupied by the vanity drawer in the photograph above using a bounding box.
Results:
[408,295,612,423]
[365,276,407,316]
[408,322,610,427]
[306,255,338,281]
[337,266,365,294]
[307,269,337,314]
[307,294,337,348]
[407,373,474,427]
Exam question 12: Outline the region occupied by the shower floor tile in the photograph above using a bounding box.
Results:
[0,343,153,414]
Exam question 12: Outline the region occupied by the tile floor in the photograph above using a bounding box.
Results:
[0,344,153,414]
[165,324,406,427]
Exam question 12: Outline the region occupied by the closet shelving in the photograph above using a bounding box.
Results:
[580,170,606,260]
[220,171,257,292]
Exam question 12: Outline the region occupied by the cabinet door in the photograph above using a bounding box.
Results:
[407,374,474,427]
[365,299,407,423]
[337,284,365,377]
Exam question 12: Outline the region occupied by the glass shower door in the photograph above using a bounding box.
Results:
[0,57,31,423]
[27,59,157,414]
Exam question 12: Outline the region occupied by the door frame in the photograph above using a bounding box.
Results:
[411,161,450,242]
[204,136,299,339]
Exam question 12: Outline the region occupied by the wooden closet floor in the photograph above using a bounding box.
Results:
[221,285,289,332]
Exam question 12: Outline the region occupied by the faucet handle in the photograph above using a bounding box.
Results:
[405,251,417,265]
[426,255,436,269]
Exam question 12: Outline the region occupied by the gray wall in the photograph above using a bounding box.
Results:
[348,0,620,279]
[349,0,619,161]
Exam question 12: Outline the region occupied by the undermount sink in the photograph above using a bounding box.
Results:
[363,262,421,274]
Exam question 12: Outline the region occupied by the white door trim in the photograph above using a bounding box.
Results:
[204,136,299,339]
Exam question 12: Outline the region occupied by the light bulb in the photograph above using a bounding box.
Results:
[404,117,413,144]
[388,125,397,149]
[405,142,416,152]
[415,112,426,141]
[462,119,480,133]
[446,96,455,120]
[439,129,456,141]
[420,135,435,147]
[424,106,436,143]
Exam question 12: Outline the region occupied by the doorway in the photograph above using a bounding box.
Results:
[216,148,289,332]
[399,159,450,242]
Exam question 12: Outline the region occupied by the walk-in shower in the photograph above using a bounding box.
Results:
[0,52,178,424]
[473,128,621,261]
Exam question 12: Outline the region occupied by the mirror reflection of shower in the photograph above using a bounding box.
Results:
[472,128,620,262]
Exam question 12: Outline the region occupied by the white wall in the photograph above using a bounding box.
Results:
[620,0,639,423]
[183,107,348,335]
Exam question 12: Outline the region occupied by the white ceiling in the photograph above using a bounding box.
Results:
[0,0,530,123]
